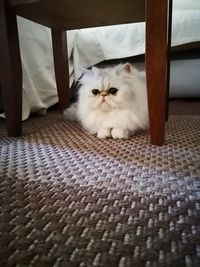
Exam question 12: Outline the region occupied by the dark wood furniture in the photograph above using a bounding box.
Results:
[0,0,171,145]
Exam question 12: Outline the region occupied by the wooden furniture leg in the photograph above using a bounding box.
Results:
[146,0,169,145]
[51,29,69,112]
[165,0,173,121]
[0,0,22,136]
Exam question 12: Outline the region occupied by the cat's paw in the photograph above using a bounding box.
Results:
[97,128,111,139]
[111,128,129,139]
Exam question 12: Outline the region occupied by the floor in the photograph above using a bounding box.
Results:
[0,100,200,267]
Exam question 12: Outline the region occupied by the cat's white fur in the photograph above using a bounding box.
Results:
[64,63,149,139]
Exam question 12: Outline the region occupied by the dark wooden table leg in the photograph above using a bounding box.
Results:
[51,29,69,112]
[165,0,173,121]
[0,0,22,136]
[145,0,169,145]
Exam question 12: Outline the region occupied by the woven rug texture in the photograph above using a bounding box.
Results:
[0,100,200,267]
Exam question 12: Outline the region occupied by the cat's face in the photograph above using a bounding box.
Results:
[79,63,135,112]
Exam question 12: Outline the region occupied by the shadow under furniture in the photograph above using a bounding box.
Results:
[0,0,172,145]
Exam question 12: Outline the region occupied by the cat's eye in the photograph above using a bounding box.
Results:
[109,87,118,95]
[92,89,100,95]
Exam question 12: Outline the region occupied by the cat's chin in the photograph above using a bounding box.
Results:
[100,102,112,112]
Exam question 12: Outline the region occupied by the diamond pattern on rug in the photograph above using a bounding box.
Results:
[0,104,200,267]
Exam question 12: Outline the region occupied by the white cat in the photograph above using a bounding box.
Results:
[64,63,149,139]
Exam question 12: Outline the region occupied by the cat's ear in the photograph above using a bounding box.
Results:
[83,66,99,77]
[79,66,99,84]
[118,63,133,74]
[90,66,99,76]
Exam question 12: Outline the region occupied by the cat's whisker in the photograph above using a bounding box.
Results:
[93,96,104,109]
[103,97,117,108]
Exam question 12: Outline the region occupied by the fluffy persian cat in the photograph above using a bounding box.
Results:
[64,63,149,139]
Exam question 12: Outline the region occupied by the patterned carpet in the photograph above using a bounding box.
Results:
[0,100,200,267]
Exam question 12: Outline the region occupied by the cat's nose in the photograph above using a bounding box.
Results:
[100,91,108,97]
